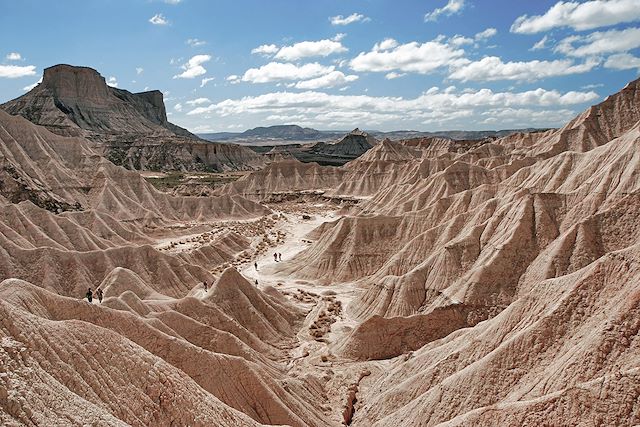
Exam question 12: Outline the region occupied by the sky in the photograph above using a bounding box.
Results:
[1,0,640,133]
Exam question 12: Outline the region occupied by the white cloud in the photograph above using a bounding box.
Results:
[106,76,118,87]
[186,38,206,47]
[385,72,407,79]
[241,62,335,83]
[475,28,497,40]
[6,52,22,61]
[174,103,183,112]
[555,27,640,57]
[0,64,36,78]
[449,56,599,82]
[164,0,181,4]
[201,77,215,87]
[294,71,358,89]
[424,0,466,21]
[511,0,640,33]
[186,87,598,120]
[450,35,474,46]
[251,44,279,55]
[274,36,348,61]
[149,13,169,25]
[330,13,370,26]
[604,52,640,70]
[136,67,144,75]
[374,38,400,51]
[173,54,212,79]
[226,74,240,84]
[531,35,549,51]
[186,97,212,105]
[23,76,42,91]
[350,38,467,74]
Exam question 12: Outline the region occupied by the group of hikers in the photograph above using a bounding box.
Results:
[85,251,286,302]
[85,287,104,304]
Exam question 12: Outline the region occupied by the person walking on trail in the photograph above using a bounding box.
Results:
[273,253,278,262]
[254,261,258,270]
[86,288,93,303]
[255,279,258,287]
[278,253,282,262]
[203,281,208,292]
[95,288,103,304]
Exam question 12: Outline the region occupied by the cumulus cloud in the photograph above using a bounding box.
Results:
[201,77,215,87]
[181,87,598,131]
[149,13,169,25]
[6,52,22,61]
[604,52,640,70]
[374,38,400,51]
[186,97,211,105]
[475,28,497,40]
[186,38,206,47]
[173,54,212,79]
[106,76,118,87]
[241,62,335,83]
[449,56,599,82]
[294,71,358,89]
[555,27,640,56]
[274,36,347,61]
[164,0,181,4]
[174,103,183,112]
[511,0,640,33]
[136,67,144,75]
[350,38,467,74]
[385,72,407,79]
[0,64,36,78]
[330,13,370,26]
[251,44,279,55]
[23,77,42,91]
[424,0,466,21]
[185,87,598,122]
[531,35,549,51]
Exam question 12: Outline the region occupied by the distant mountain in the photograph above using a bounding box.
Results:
[1,64,264,172]
[310,128,377,158]
[199,126,550,144]
[200,125,342,142]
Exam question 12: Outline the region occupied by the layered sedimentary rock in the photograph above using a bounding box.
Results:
[1,64,264,172]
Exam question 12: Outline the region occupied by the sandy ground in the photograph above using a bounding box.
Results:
[146,203,376,425]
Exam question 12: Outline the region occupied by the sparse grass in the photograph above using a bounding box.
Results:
[145,172,246,191]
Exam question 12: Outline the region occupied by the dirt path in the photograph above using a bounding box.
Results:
[237,209,374,426]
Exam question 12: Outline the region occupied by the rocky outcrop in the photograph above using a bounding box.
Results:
[310,128,377,160]
[1,64,265,172]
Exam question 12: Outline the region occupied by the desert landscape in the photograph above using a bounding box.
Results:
[1,1,640,426]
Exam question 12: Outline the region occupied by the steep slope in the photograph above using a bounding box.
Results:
[1,64,265,172]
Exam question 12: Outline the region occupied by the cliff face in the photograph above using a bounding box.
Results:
[1,64,264,172]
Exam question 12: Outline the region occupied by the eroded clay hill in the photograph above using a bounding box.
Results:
[1,75,639,426]
[1,64,264,172]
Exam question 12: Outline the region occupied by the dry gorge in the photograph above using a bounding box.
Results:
[0,65,639,426]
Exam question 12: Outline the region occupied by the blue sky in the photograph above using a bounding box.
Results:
[1,0,640,132]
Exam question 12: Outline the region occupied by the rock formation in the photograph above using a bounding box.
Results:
[1,72,639,426]
[1,64,265,172]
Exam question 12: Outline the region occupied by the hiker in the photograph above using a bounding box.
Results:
[203,281,208,292]
[86,287,93,303]
[255,279,258,286]
[278,253,282,262]
[95,288,103,304]
[254,261,258,270]
[274,252,278,262]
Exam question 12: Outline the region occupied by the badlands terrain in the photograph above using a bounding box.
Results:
[0,65,639,427]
